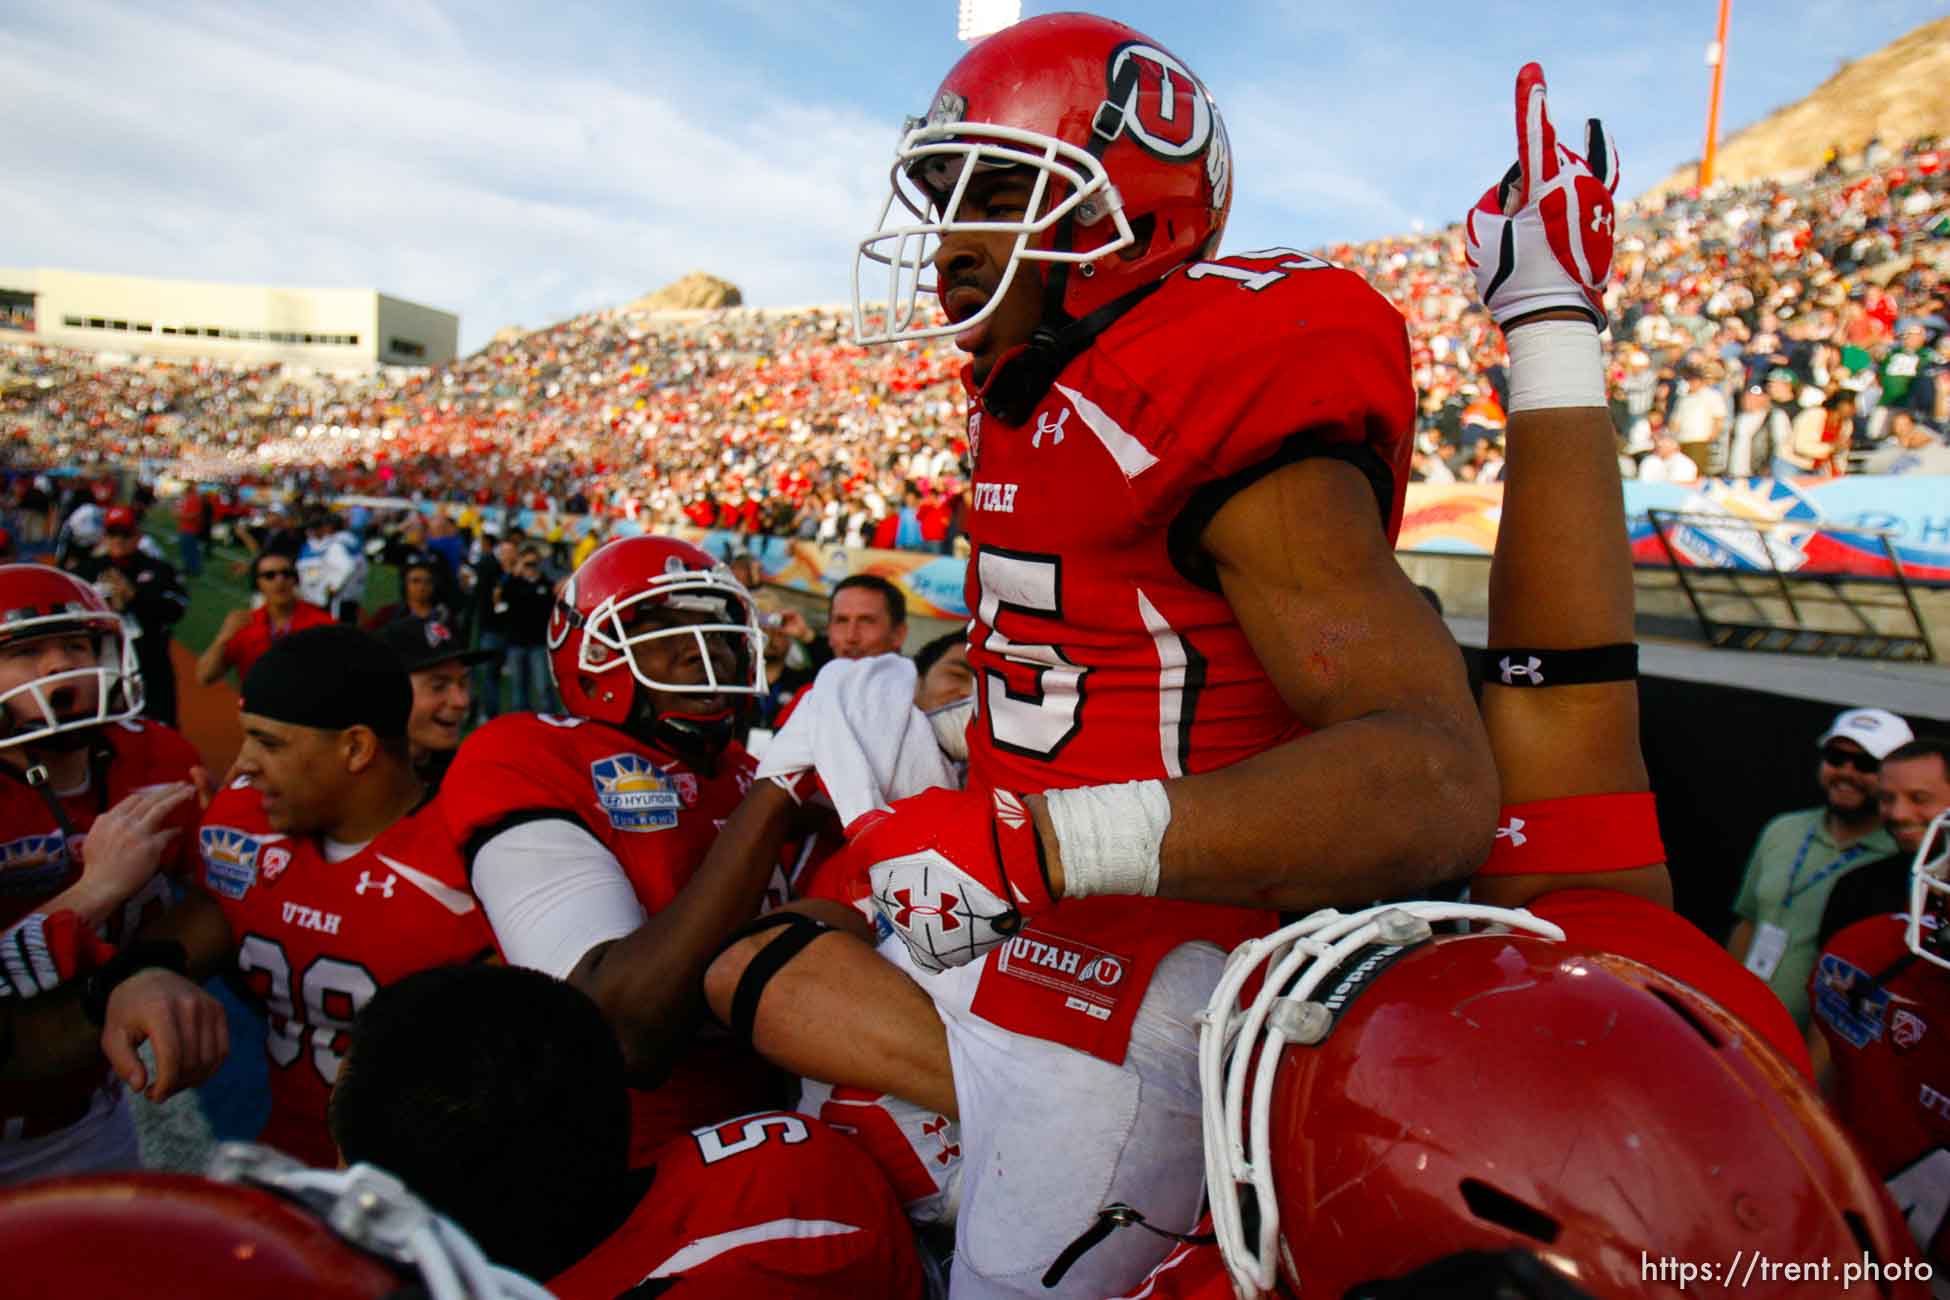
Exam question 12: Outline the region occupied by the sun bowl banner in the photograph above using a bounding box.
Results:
[1398,477,1950,584]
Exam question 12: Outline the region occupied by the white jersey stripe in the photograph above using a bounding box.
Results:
[374,854,479,916]
[1136,588,1186,780]
[644,1219,863,1277]
[1053,382,1160,480]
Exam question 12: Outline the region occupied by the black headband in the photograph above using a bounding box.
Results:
[240,626,412,738]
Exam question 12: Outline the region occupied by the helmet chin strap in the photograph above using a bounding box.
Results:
[622,687,734,771]
[981,276,1170,426]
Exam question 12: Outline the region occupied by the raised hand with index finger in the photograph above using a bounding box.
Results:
[1464,63,1620,331]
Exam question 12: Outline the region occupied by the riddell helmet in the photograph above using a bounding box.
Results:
[1202,903,1921,1299]
[546,536,764,750]
[854,12,1232,346]
[0,1143,552,1300]
[1906,809,1950,970]
[0,563,143,751]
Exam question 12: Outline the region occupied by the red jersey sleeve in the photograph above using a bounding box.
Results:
[439,714,611,859]
[1108,255,1416,542]
[549,1111,922,1300]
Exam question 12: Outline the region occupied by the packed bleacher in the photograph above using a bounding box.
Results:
[3,139,1945,561]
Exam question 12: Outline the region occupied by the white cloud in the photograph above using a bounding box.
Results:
[0,1,894,350]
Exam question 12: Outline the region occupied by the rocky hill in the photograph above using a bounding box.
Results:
[626,272,743,312]
[1643,14,1950,198]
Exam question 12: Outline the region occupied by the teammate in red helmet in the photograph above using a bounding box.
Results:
[0,562,218,1180]
[439,535,808,1162]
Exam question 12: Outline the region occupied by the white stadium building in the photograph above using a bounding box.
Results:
[0,268,458,371]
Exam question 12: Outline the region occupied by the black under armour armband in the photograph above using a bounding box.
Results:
[713,913,834,1045]
[1484,643,1638,689]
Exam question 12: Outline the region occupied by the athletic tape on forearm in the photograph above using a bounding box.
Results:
[1505,320,1606,412]
[1044,779,1170,899]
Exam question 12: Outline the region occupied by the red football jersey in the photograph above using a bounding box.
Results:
[959,251,1415,1062]
[1528,888,1815,1079]
[0,719,200,1140]
[438,713,784,1162]
[548,1111,923,1300]
[195,780,495,1167]
[1812,915,1950,1267]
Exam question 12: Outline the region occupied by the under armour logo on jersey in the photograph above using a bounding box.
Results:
[921,1114,960,1165]
[1032,408,1069,448]
[1495,818,1527,849]
[1590,209,1614,235]
[1498,655,1543,685]
[354,872,396,898]
[891,888,961,932]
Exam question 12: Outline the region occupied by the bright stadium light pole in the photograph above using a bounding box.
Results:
[957,0,1020,43]
[1700,0,1733,187]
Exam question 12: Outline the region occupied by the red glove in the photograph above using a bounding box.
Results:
[1463,63,1619,329]
[0,910,116,1000]
[850,786,1057,973]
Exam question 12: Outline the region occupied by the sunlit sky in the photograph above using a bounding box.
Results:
[3,0,1939,350]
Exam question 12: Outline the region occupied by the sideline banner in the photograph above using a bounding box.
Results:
[324,476,1949,604]
[680,530,973,620]
[1399,477,1950,584]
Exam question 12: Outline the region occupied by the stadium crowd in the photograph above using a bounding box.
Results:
[3,140,1948,562]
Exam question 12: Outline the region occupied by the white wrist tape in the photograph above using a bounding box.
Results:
[1505,319,1606,412]
[1044,779,1171,899]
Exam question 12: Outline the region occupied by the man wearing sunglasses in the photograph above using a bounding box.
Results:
[1727,707,1915,1028]
[194,554,335,690]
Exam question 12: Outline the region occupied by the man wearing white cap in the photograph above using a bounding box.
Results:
[1727,707,1915,1028]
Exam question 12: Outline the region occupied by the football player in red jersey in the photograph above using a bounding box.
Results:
[0,562,221,1180]
[1810,759,1950,1277]
[771,14,1499,1293]
[331,963,924,1299]
[138,626,495,1167]
[724,52,1824,1296]
[439,535,808,1162]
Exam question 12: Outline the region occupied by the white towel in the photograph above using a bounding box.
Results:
[754,654,956,828]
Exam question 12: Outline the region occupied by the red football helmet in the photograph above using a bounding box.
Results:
[0,1143,552,1300]
[853,12,1232,345]
[0,562,143,751]
[546,535,765,735]
[1202,903,1921,1298]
